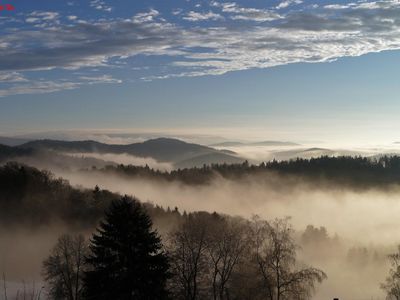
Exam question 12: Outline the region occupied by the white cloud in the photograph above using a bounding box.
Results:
[324,4,352,10]
[3,1,400,94]
[183,11,224,21]
[25,11,59,25]
[172,8,183,15]
[276,0,303,10]
[0,72,27,82]
[0,75,121,97]
[132,9,160,23]
[212,1,282,22]
[78,75,122,84]
[67,15,78,21]
[90,0,112,12]
[29,11,59,21]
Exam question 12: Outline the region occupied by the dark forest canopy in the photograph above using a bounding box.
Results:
[0,162,181,228]
[87,155,400,189]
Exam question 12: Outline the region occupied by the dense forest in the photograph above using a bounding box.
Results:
[0,162,180,229]
[87,155,400,189]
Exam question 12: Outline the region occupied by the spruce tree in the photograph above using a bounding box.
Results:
[84,196,170,299]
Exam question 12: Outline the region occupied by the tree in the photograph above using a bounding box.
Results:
[251,217,326,300]
[42,234,87,300]
[83,196,170,300]
[381,245,400,300]
[167,212,249,300]
[167,212,210,300]
[205,216,249,300]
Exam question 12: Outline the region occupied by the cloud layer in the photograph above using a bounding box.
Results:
[2,0,400,96]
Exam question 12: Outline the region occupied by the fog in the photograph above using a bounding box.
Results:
[214,144,400,163]
[2,160,400,298]
[0,226,94,298]
[52,169,400,299]
[63,152,174,171]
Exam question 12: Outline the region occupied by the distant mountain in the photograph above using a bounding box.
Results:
[21,139,119,154]
[211,141,300,147]
[17,138,243,168]
[0,136,32,146]
[270,148,360,161]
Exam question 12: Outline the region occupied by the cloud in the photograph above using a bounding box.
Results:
[0,75,121,97]
[3,1,400,95]
[28,11,59,21]
[172,9,183,15]
[0,81,81,97]
[0,72,27,82]
[25,11,59,26]
[132,9,160,23]
[212,1,282,21]
[276,0,303,10]
[183,11,224,21]
[90,0,112,12]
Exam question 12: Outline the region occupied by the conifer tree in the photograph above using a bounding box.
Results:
[84,196,170,300]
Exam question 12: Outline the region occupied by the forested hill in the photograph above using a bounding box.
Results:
[0,137,243,168]
[90,155,400,188]
[18,138,243,165]
[0,163,181,228]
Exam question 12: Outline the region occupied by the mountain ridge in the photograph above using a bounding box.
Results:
[6,137,243,168]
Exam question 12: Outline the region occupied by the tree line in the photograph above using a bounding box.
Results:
[89,155,400,189]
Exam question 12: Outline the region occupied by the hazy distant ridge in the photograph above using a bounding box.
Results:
[211,141,300,147]
[8,137,244,168]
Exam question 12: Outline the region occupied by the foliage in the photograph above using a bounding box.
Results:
[83,197,170,300]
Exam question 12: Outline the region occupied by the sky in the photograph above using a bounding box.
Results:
[1,0,400,145]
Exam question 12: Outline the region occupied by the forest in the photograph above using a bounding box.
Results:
[2,159,400,299]
[88,155,400,188]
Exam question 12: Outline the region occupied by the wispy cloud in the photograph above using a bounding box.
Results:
[132,9,160,23]
[90,0,112,12]
[183,11,224,21]
[211,1,282,21]
[0,72,27,82]
[0,75,121,97]
[25,11,60,26]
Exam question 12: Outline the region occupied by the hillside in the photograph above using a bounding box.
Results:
[8,138,243,168]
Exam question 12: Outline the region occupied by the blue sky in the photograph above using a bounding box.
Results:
[1,0,400,144]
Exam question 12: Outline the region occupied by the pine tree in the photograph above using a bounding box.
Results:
[83,196,170,299]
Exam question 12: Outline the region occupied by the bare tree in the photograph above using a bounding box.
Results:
[381,245,400,300]
[251,217,326,300]
[42,234,88,300]
[168,212,211,300]
[205,216,249,300]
